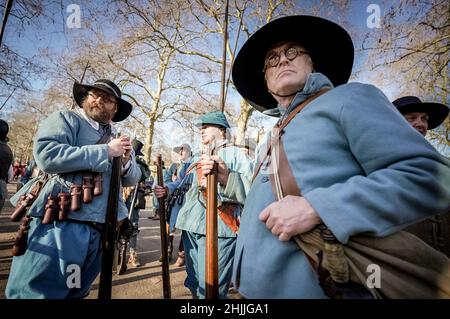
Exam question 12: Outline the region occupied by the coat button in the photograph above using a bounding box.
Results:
[261,176,269,183]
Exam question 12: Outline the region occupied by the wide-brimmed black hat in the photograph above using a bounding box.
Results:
[392,96,449,129]
[232,15,354,113]
[73,79,132,122]
[132,139,144,156]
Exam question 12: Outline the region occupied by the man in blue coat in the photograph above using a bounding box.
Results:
[156,144,192,264]
[6,79,141,298]
[122,139,151,269]
[154,111,253,299]
[230,15,450,298]
[167,143,193,266]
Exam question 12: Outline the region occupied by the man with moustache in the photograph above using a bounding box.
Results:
[6,79,141,298]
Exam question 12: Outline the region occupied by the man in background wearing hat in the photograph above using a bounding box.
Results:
[159,143,193,267]
[6,79,141,298]
[392,96,450,257]
[0,119,13,213]
[121,139,151,270]
[165,144,192,182]
[154,111,253,299]
[230,15,450,298]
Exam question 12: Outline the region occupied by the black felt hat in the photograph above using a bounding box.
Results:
[73,79,132,122]
[392,96,449,129]
[232,15,354,113]
[132,139,144,156]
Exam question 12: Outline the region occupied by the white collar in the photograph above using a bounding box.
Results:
[215,139,228,149]
[79,109,116,134]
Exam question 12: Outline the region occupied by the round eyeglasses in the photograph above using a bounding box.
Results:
[263,47,309,72]
[87,91,117,105]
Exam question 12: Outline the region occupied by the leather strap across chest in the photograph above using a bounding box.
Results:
[252,88,330,181]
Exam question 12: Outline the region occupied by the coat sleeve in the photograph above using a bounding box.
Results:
[304,84,450,243]
[219,148,254,205]
[166,179,183,196]
[165,162,195,195]
[33,111,110,174]
[163,164,177,184]
[121,152,141,187]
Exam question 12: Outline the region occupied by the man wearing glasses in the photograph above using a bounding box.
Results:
[230,15,450,298]
[6,79,141,298]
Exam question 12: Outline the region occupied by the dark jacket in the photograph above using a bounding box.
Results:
[0,141,13,181]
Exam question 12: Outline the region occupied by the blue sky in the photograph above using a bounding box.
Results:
[2,1,394,92]
[1,0,447,155]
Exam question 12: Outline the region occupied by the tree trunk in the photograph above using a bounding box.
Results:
[144,118,156,164]
[235,99,253,146]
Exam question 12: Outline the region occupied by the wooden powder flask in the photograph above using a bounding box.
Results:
[70,184,82,211]
[10,194,32,222]
[10,178,49,222]
[58,192,71,221]
[42,196,58,224]
[93,173,103,196]
[11,216,33,256]
[82,175,94,203]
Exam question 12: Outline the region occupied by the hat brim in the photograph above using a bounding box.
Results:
[73,82,132,122]
[194,120,230,129]
[397,102,449,129]
[173,146,191,153]
[232,15,354,113]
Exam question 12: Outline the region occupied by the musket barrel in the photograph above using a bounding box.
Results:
[205,160,219,299]
[156,154,171,299]
[98,155,121,299]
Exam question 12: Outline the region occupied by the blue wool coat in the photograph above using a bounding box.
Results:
[10,110,141,222]
[174,143,253,238]
[165,160,192,232]
[232,73,450,298]
[6,110,141,298]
